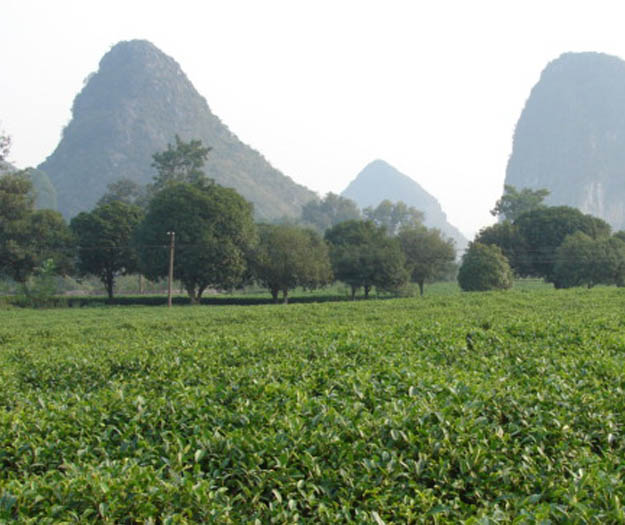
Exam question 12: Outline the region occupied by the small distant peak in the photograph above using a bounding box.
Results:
[542,51,625,79]
[109,39,159,53]
[366,159,391,168]
[99,39,171,69]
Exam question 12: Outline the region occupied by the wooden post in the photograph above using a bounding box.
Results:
[167,231,175,308]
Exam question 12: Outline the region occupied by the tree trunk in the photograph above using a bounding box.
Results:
[139,274,144,294]
[271,288,279,303]
[105,273,114,302]
[186,286,199,305]
[351,286,357,300]
[418,280,424,296]
[364,285,370,299]
[283,288,289,305]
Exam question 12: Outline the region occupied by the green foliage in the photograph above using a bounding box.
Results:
[553,232,625,288]
[0,171,33,222]
[475,221,529,275]
[398,226,456,295]
[3,290,625,521]
[18,258,59,307]
[24,210,75,277]
[490,185,549,221]
[514,206,611,282]
[0,174,74,283]
[300,193,361,233]
[251,224,333,303]
[97,177,148,208]
[325,220,408,298]
[151,135,211,192]
[136,182,256,303]
[342,159,468,250]
[71,201,143,299]
[363,199,424,236]
[457,242,513,291]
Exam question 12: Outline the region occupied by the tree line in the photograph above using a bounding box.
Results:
[458,185,625,291]
[0,135,456,303]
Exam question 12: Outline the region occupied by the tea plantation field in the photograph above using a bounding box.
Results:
[1,288,625,523]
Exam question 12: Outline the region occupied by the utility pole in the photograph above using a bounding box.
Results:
[167,231,175,308]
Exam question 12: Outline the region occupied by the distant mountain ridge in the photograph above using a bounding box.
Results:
[505,51,625,231]
[342,160,468,250]
[38,39,316,219]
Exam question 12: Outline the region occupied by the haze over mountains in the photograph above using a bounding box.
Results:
[17,40,625,239]
[506,52,625,231]
[343,160,468,249]
[38,40,316,220]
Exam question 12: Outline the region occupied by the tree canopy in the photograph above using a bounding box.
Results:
[300,193,361,232]
[490,185,550,222]
[553,233,625,289]
[251,224,332,303]
[136,182,256,303]
[71,201,143,299]
[398,227,455,295]
[363,200,424,236]
[474,221,529,276]
[457,242,513,292]
[325,220,407,299]
[151,135,212,192]
[514,206,611,283]
[98,177,148,208]
[0,173,73,283]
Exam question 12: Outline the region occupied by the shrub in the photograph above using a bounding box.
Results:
[458,242,513,291]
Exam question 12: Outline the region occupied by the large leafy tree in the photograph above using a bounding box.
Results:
[251,224,332,303]
[325,220,407,299]
[151,135,212,192]
[490,185,550,222]
[514,206,611,283]
[457,242,513,292]
[474,221,529,275]
[553,232,625,289]
[71,201,143,299]
[300,193,361,232]
[0,173,74,283]
[398,227,455,295]
[0,171,32,223]
[363,200,424,236]
[136,182,256,303]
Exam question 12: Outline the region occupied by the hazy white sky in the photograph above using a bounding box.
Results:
[4,0,625,236]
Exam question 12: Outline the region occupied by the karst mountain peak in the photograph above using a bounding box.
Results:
[38,39,316,220]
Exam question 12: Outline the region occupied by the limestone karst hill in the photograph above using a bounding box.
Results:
[38,39,316,219]
[505,52,625,231]
[342,159,468,250]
